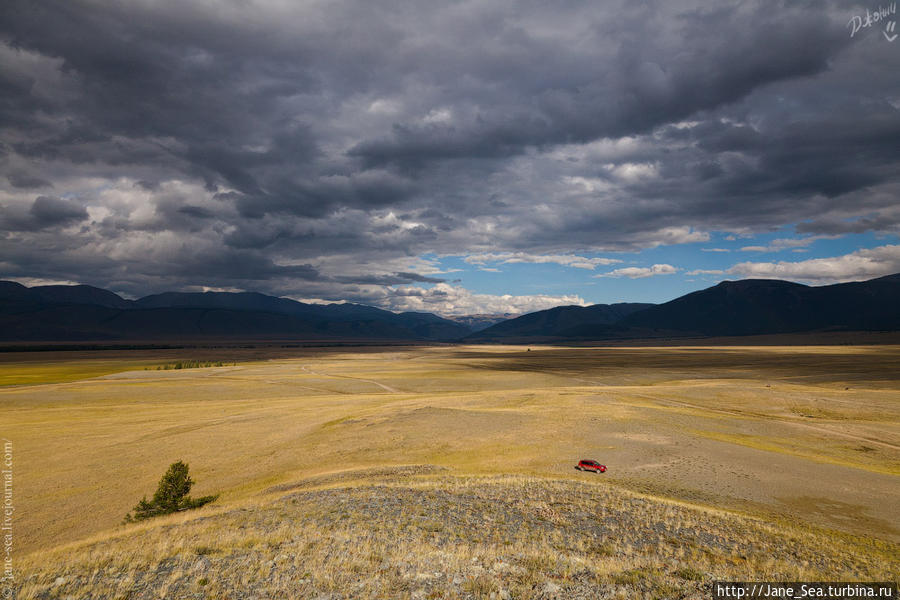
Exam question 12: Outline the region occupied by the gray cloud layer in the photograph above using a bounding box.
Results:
[1,0,899,308]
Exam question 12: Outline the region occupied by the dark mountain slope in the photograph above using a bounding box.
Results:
[135,291,313,315]
[467,274,900,342]
[623,276,900,336]
[623,279,812,336]
[0,283,471,342]
[0,281,36,303]
[467,303,654,341]
[3,274,898,343]
[32,284,133,309]
[133,291,471,339]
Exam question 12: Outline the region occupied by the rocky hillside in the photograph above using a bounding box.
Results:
[16,468,897,600]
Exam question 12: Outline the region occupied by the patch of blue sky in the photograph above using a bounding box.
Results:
[425,228,898,306]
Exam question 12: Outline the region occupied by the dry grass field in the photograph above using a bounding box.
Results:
[3,344,898,598]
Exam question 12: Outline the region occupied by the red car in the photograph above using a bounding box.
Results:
[575,459,607,473]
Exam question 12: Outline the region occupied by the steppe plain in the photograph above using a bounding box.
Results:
[3,344,898,598]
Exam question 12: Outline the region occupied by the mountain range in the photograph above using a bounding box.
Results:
[1,274,898,343]
[467,273,900,341]
[0,282,471,342]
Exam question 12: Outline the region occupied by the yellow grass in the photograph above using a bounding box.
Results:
[15,473,899,599]
[2,344,899,597]
[0,359,163,386]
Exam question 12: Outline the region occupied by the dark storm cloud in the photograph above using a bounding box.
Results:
[333,272,445,286]
[351,4,847,169]
[30,195,88,226]
[0,195,88,231]
[797,216,892,234]
[176,205,214,219]
[6,172,52,189]
[1,0,899,302]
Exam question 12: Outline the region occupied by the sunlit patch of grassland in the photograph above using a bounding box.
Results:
[16,471,898,600]
[692,429,900,476]
[0,359,162,386]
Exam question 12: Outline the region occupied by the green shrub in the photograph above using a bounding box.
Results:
[151,360,234,371]
[124,460,218,523]
[674,566,704,581]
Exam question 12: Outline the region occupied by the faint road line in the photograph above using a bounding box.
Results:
[300,365,401,393]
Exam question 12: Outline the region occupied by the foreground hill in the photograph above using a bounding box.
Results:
[469,274,900,341]
[17,469,897,600]
[0,282,471,342]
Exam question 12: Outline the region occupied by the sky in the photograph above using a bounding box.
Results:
[1,0,899,317]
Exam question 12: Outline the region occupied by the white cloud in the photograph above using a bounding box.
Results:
[463,252,621,270]
[198,285,245,293]
[597,264,678,279]
[7,276,81,287]
[291,297,348,305]
[366,98,402,114]
[382,283,588,316]
[739,235,832,253]
[606,162,658,182]
[701,248,731,252]
[727,244,900,283]
[422,107,453,124]
[563,176,614,193]
[685,269,724,276]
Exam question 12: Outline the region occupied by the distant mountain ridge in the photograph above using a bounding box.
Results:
[621,274,900,336]
[0,282,471,342]
[2,274,899,343]
[446,313,515,332]
[468,274,900,341]
[466,303,654,341]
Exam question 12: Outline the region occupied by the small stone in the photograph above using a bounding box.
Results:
[500,590,511,600]
[194,557,211,572]
[541,581,562,598]
[53,577,66,587]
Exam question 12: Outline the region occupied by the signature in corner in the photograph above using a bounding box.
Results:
[885,20,898,41]
[847,2,897,41]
